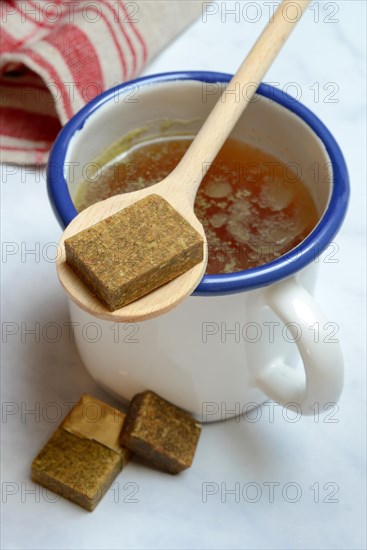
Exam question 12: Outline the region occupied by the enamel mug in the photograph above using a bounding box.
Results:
[48,72,349,421]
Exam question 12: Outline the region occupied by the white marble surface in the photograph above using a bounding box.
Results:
[1,1,366,549]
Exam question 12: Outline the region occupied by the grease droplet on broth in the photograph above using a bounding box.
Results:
[210,213,227,229]
[204,180,232,199]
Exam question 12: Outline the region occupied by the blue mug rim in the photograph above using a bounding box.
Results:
[47,70,349,296]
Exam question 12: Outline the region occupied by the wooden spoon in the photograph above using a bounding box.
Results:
[57,0,310,322]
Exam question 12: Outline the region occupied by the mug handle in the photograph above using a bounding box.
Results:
[256,276,344,414]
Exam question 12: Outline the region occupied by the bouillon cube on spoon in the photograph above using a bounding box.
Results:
[57,0,310,322]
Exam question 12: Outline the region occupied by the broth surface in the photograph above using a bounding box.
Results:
[75,138,318,274]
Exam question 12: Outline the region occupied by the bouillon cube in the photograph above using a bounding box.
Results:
[74,137,318,274]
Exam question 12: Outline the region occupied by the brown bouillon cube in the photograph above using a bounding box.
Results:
[120,391,201,474]
[65,194,204,311]
[31,395,130,511]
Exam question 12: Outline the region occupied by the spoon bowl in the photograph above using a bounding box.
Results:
[57,177,207,322]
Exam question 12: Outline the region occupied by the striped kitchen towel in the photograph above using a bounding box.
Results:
[0,0,203,165]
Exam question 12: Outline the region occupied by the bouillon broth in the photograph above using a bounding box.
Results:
[74,138,318,274]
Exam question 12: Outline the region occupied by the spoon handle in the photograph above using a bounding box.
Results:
[167,0,310,205]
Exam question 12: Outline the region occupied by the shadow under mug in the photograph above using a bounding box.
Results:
[48,72,349,422]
